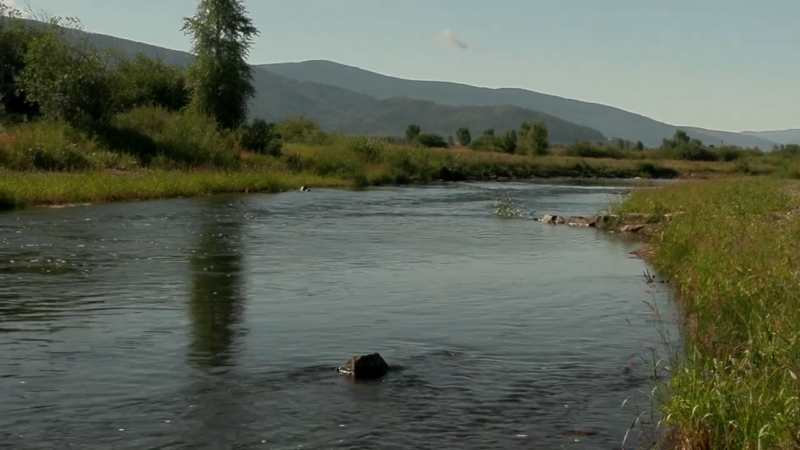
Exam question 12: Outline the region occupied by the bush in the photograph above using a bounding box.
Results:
[238,118,282,156]
[113,53,190,112]
[274,117,329,144]
[347,135,384,163]
[17,20,118,129]
[109,106,240,168]
[414,133,448,148]
[0,120,136,171]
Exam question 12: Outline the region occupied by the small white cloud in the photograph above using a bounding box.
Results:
[435,29,469,50]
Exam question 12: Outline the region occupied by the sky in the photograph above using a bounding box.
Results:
[7,0,799,132]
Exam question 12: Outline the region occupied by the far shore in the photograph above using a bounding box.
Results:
[0,168,693,211]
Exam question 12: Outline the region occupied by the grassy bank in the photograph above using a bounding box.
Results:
[3,107,797,210]
[610,177,800,448]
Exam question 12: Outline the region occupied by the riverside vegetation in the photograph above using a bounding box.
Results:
[599,177,800,448]
[4,3,800,209]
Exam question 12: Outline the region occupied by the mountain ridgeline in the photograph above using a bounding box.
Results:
[260,60,793,149]
[5,20,797,148]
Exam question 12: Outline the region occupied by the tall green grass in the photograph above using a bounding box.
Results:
[615,178,800,448]
[0,169,351,208]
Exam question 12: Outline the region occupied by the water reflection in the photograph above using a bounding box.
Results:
[187,199,246,371]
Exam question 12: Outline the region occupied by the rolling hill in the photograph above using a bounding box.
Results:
[260,60,783,149]
[742,129,800,146]
[29,25,605,143]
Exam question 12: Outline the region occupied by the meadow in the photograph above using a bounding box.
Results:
[4,106,800,210]
[608,177,800,448]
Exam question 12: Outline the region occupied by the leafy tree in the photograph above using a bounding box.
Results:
[447,135,455,146]
[17,17,118,128]
[238,118,282,156]
[635,140,644,151]
[182,0,259,129]
[673,129,690,145]
[405,124,421,141]
[519,120,549,156]
[456,127,471,146]
[616,138,625,149]
[114,53,190,112]
[499,129,517,153]
[415,132,448,148]
[482,128,495,137]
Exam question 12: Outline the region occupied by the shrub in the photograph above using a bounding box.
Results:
[109,106,239,168]
[274,117,329,144]
[238,118,282,156]
[414,133,448,148]
[17,19,118,129]
[113,53,190,112]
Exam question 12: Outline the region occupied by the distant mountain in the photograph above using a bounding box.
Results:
[679,127,778,149]
[330,98,606,143]
[6,25,602,143]
[260,60,781,149]
[742,129,800,146]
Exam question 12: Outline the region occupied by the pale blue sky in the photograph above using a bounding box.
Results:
[12,0,800,132]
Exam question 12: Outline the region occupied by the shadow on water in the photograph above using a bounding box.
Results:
[187,198,247,372]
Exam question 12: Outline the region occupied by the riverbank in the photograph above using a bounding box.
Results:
[0,132,777,211]
[598,177,800,448]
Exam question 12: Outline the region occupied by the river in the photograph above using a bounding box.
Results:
[0,181,676,449]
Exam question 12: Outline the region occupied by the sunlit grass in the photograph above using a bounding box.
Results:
[616,177,800,448]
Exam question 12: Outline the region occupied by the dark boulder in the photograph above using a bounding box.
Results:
[337,353,390,379]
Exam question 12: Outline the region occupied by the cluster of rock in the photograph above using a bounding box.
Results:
[536,212,683,234]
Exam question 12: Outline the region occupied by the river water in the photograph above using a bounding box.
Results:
[0,182,675,449]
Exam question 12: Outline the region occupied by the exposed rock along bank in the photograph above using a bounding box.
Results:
[535,212,684,235]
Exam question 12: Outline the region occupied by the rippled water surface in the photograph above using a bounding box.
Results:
[0,182,675,449]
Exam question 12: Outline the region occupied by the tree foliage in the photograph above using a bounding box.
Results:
[518,120,549,155]
[415,132,448,148]
[455,127,471,146]
[114,53,190,112]
[238,118,282,156]
[182,0,259,129]
[405,123,421,142]
[17,18,119,129]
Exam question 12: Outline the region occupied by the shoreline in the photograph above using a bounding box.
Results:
[586,177,800,448]
[0,169,687,212]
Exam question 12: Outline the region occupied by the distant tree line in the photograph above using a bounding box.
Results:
[401,120,551,155]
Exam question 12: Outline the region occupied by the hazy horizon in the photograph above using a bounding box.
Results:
[7,0,799,134]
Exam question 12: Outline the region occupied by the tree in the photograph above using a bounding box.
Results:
[635,140,644,151]
[405,124,421,141]
[499,129,517,153]
[447,135,455,146]
[519,120,549,156]
[239,118,282,156]
[17,17,118,129]
[456,127,471,146]
[482,128,495,137]
[114,53,190,112]
[673,129,690,146]
[182,0,259,129]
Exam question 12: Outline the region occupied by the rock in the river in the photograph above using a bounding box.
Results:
[621,224,646,233]
[540,214,566,224]
[566,216,594,227]
[337,353,390,379]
